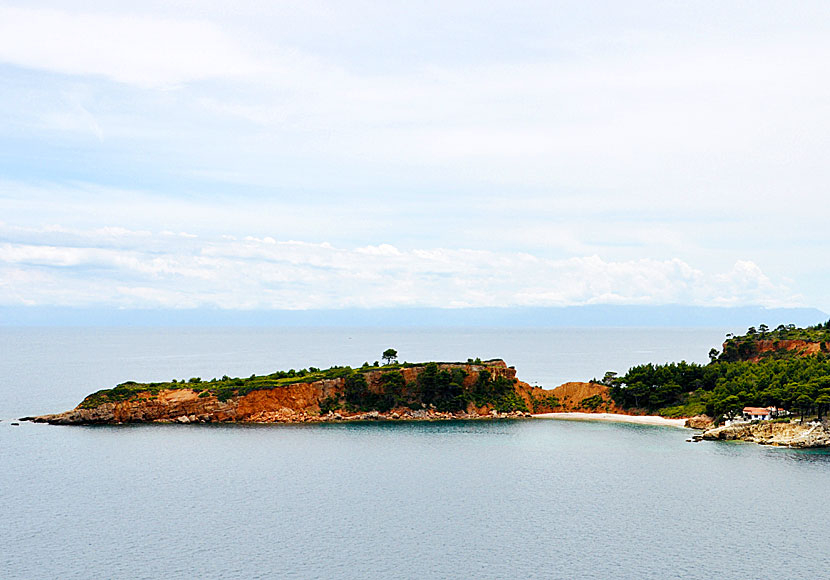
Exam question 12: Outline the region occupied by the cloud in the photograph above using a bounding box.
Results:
[0,226,800,310]
[0,5,261,88]
[0,3,827,312]
[4,3,827,201]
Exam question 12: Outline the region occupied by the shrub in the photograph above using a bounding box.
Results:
[216,386,237,402]
[318,395,342,414]
[579,395,604,411]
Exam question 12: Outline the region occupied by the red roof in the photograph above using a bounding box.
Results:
[743,407,771,415]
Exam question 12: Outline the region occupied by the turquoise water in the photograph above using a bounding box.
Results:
[3,327,830,579]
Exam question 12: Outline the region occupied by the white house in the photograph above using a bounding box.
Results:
[742,406,786,421]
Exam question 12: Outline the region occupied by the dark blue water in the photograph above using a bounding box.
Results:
[3,328,829,579]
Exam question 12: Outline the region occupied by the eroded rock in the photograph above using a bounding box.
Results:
[702,421,830,448]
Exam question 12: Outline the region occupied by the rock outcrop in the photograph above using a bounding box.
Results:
[685,415,714,430]
[752,339,824,360]
[541,381,628,413]
[702,421,830,448]
[726,339,826,362]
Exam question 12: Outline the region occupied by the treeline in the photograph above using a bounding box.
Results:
[609,321,830,422]
[325,364,527,414]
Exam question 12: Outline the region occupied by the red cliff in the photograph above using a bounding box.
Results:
[28,360,532,425]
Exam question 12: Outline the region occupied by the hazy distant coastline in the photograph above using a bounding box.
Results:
[1,304,825,328]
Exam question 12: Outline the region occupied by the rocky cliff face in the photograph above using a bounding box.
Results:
[27,360,532,425]
[702,421,830,448]
[545,381,627,413]
[753,339,823,358]
[730,339,824,362]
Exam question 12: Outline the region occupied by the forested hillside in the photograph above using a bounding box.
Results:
[607,321,830,422]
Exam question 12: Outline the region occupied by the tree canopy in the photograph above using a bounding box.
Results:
[608,320,830,422]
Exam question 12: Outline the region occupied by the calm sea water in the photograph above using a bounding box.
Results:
[3,327,830,579]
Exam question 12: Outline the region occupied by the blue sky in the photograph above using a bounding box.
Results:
[1,1,829,311]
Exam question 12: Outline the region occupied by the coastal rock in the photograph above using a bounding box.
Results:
[702,421,830,448]
[740,339,824,362]
[685,415,713,430]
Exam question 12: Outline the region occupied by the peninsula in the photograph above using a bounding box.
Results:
[26,355,663,426]
[25,359,550,425]
[25,321,830,448]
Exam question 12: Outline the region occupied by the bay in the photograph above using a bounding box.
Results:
[2,327,829,579]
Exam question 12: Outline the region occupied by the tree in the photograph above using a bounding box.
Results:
[815,394,830,421]
[708,348,720,363]
[797,394,813,423]
[344,372,371,410]
[601,371,618,386]
[382,348,398,365]
[717,395,743,420]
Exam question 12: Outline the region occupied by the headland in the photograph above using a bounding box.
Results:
[24,358,669,427]
[24,320,830,448]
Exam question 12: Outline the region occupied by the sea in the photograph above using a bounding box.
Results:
[3,327,830,579]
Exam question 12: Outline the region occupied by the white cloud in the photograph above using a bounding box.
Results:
[0,3,828,312]
[356,244,402,256]
[0,227,800,310]
[0,5,261,88]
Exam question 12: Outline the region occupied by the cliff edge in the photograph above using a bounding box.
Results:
[27,359,545,425]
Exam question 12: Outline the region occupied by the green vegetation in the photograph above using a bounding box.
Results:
[608,320,830,423]
[528,392,560,413]
[469,369,528,413]
[578,394,605,411]
[77,358,527,414]
[79,364,381,409]
[382,348,398,365]
[322,363,528,414]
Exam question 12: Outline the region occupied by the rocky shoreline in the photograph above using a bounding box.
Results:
[25,354,830,448]
[26,358,664,427]
[25,406,533,425]
[701,421,830,448]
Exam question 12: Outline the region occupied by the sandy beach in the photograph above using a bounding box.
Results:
[533,412,687,428]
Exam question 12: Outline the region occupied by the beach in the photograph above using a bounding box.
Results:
[533,412,687,428]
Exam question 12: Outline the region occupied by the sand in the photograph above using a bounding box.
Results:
[533,412,687,428]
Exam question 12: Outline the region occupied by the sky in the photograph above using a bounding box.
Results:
[1,1,828,312]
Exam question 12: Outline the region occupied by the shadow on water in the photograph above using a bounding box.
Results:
[65,420,830,460]
[69,417,531,436]
[698,435,830,465]
[760,445,830,463]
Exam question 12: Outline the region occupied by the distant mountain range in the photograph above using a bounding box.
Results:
[1,304,826,328]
